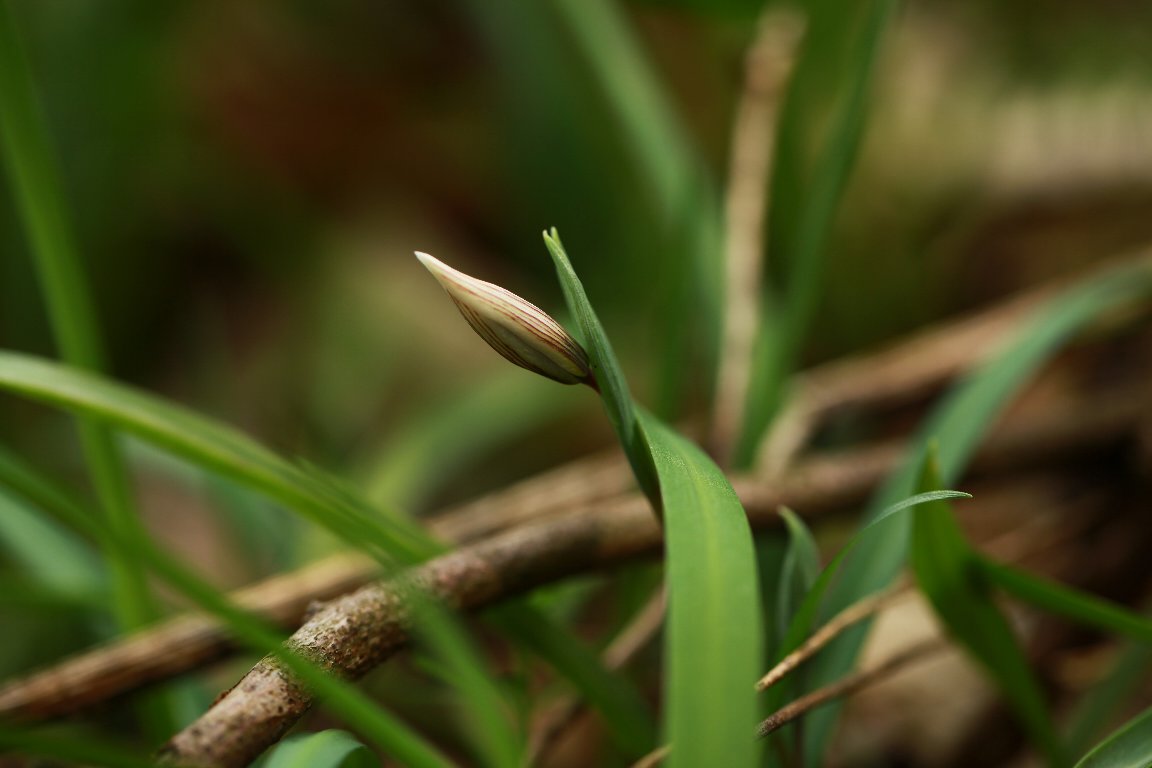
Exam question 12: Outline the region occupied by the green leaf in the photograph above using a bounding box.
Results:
[549,0,723,415]
[1066,635,1152,757]
[0,8,160,731]
[544,229,660,507]
[411,599,523,768]
[802,258,1152,761]
[638,411,763,768]
[0,350,437,566]
[0,486,104,596]
[776,508,821,639]
[1074,705,1152,768]
[910,449,1064,766]
[975,560,1152,758]
[263,730,378,768]
[735,0,897,468]
[766,490,971,711]
[976,558,1152,646]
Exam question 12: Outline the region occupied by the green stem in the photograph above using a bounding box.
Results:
[0,0,156,667]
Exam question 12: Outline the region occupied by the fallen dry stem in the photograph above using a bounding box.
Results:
[712,7,803,461]
[756,581,911,692]
[0,336,1142,732]
[1,366,1133,730]
[757,639,946,737]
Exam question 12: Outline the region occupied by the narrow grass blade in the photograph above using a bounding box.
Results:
[976,559,1152,645]
[977,566,1152,758]
[766,490,970,708]
[0,487,104,595]
[734,0,897,468]
[1066,636,1152,756]
[0,448,471,768]
[1074,705,1152,768]
[548,0,723,416]
[0,350,436,564]
[544,229,660,507]
[0,0,156,667]
[412,600,523,768]
[262,730,377,768]
[488,601,657,758]
[911,450,1064,766]
[638,411,763,768]
[776,508,821,639]
[801,258,1152,761]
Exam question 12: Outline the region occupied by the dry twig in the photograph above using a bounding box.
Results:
[712,8,803,461]
[757,639,946,737]
[0,321,1143,730]
[756,582,911,692]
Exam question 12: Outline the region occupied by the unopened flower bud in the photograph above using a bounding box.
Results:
[416,252,594,386]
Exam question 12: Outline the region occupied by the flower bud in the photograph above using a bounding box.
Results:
[416,252,594,386]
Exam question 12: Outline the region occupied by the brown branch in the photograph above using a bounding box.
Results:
[757,639,946,738]
[157,379,1145,768]
[756,250,1152,475]
[0,354,1142,729]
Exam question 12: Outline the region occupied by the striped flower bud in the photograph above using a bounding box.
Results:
[416,251,594,386]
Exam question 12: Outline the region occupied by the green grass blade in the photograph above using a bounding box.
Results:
[734,0,897,468]
[0,0,155,646]
[801,259,1152,761]
[412,600,523,768]
[766,490,970,710]
[1066,636,1152,756]
[548,0,722,416]
[549,0,698,227]
[137,538,455,768]
[0,350,436,564]
[263,730,378,768]
[981,566,1152,759]
[911,450,1064,766]
[0,445,472,768]
[488,601,657,758]
[638,411,763,768]
[544,229,660,507]
[1073,705,1152,768]
[976,559,1152,645]
[776,508,821,640]
[0,486,105,595]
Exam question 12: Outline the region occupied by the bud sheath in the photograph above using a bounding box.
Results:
[416,251,594,386]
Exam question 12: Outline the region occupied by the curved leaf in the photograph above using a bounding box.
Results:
[639,411,763,768]
[1074,705,1152,768]
[263,730,378,768]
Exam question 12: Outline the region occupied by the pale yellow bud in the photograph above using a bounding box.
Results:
[416,252,594,386]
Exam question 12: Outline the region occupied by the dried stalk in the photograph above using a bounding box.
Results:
[157,382,1143,767]
[0,347,1142,729]
[756,582,911,692]
[756,639,946,737]
[712,8,803,461]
